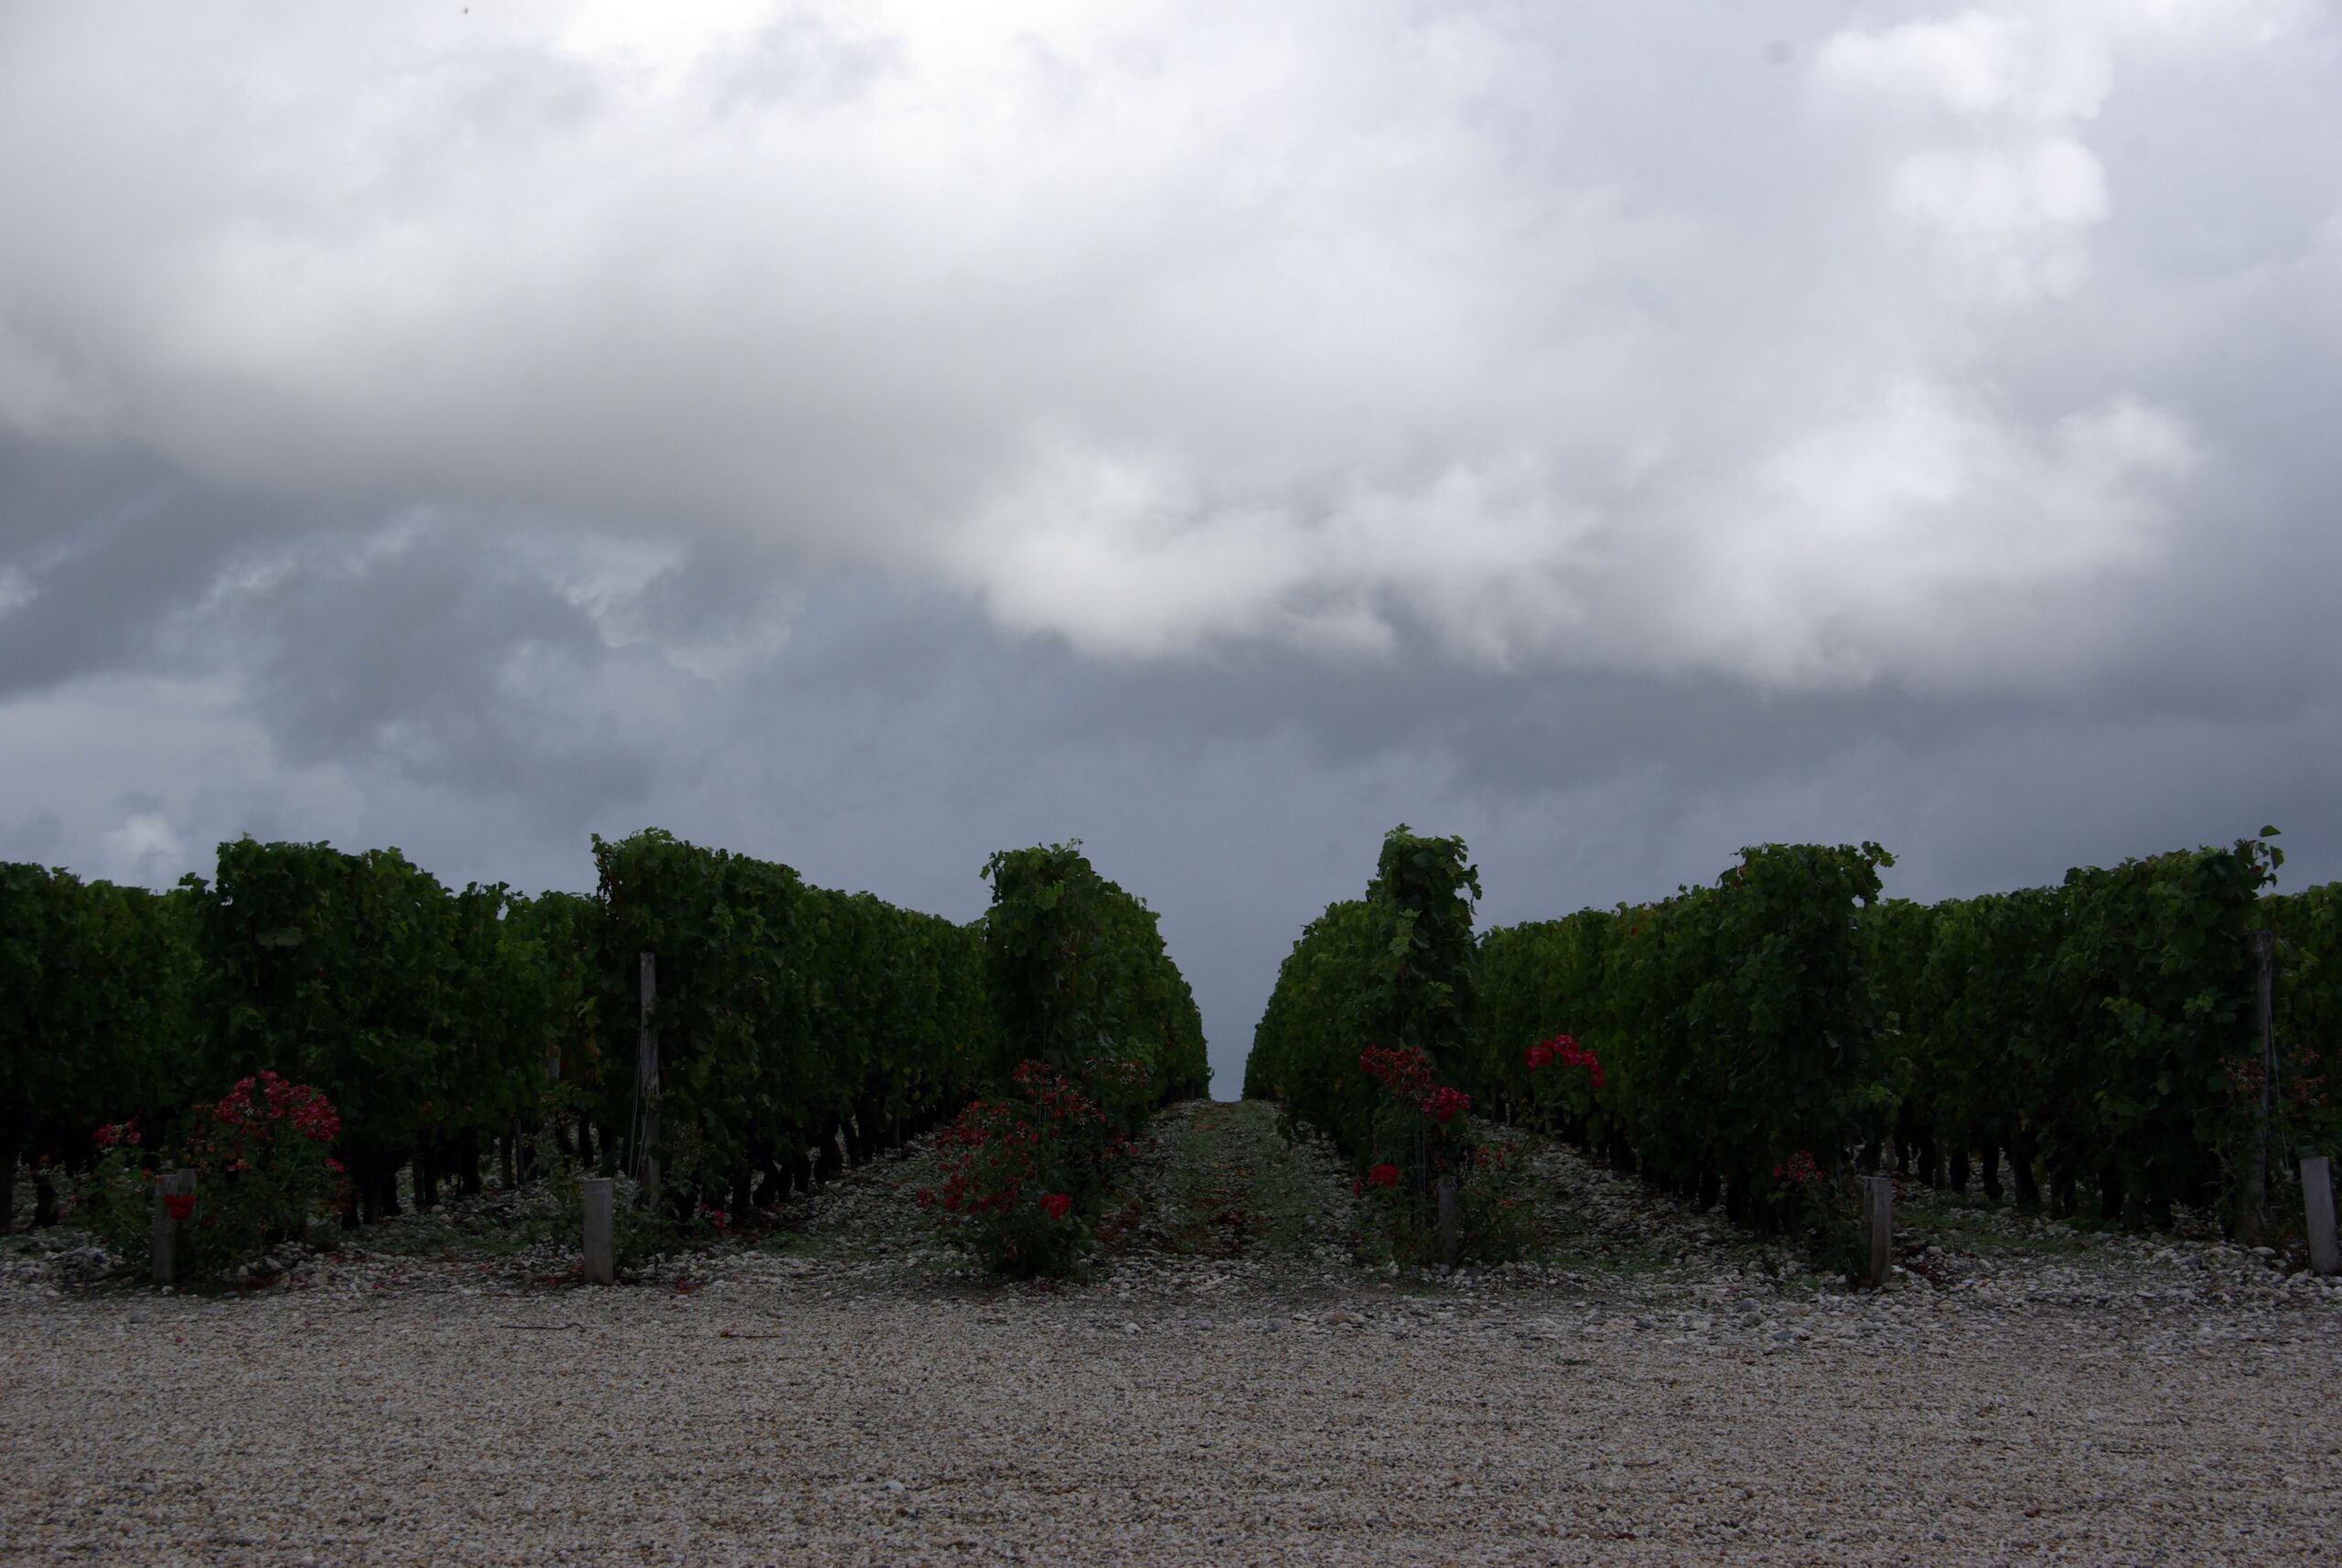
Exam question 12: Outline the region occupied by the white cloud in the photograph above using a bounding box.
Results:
[952,439,1600,665]
[1815,9,2118,300]
[1666,385,2201,689]
[1814,11,2111,122]
[1887,137,2110,298]
[96,811,187,888]
[1810,2,2313,302]
[0,0,2330,693]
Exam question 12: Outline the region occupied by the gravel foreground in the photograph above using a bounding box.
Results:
[5,1106,2339,1566]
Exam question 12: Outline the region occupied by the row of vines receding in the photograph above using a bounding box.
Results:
[1252,824,2337,1275]
[1,829,1208,1283]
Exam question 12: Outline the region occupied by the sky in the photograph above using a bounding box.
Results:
[3,1,2338,1096]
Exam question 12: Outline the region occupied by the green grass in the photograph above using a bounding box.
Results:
[1096,1100,1351,1268]
[1885,1186,2106,1259]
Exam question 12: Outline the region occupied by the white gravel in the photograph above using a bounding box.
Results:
[5,1116,2339,1565]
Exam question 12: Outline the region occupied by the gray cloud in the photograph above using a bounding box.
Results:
[4,2,2336,685]
[1,2,2337,1091]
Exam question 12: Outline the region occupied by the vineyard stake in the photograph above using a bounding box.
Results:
[1863,1175,1893,1290]
[151,1169,194,1287]
[582,1176,615,1284]
[635,951,661,1206]
[2303,1155,2337,1277]
[1436,1175,1459,1270]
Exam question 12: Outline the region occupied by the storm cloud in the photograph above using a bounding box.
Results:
[3,1,2337,1090]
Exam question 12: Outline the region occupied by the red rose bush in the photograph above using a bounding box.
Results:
[1348,1043,1541,1268]
[79,1072,349,1284]
[921,1060,1128,1279]
[1521,1030,1606,1128]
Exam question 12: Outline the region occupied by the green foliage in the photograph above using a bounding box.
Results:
[500,890,603,1128]
[1246,826,1505,1265]
[1596,843,1895,1206]
[2265,882,2342,1163]
[1771,1154,1872,1284]
[923,1061,1124,1278]
[1464,909,1617,1135]
[592,828,1003,1209]
[1906,886,2065,1180]
[2053,838,2278,1212]
[1244,898,1381,1152]
[0,865,204,1198]
[77,1073,346,1284]
[191,838,550,1186]
[1893,835,2283,1221]
[1861,897,1936,1137]
[9,825,1200,1273]
[944,842,1207,1275]
[1456,841,1896,1253]
[1469,833,2298,1231]
[1358,826,1482,1064]
[1245,826,1481,1160]
[980,841,1209,1107]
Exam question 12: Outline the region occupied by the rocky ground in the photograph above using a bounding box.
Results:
[4,1101,2338,1565]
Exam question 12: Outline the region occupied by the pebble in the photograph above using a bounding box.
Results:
[5,1107,2338,1563]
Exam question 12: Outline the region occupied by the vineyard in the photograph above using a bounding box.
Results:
[0,830,1205,1280]
[5,825,2342,1563]
[5,822,2339,1283]
[1250,825,2341,1272]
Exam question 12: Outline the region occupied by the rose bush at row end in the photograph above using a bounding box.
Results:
[79,1071,348,1284]
[919,1060,1131,1278]
[1348,1036,1600,1267]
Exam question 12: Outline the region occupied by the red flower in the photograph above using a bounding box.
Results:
[162,1193,196,1222]
[1531,1032,1606,1092]
[1359,1044,1434,1099]
[1421,1086,1472,1125]
[1040,1193,1071,1221]
[1777,1150,1823,1186]
[1366,1164,1401,1189]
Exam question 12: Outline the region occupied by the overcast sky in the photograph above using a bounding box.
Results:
[4,1,2337,1094]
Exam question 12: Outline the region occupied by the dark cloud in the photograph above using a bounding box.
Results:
[1,3,2337,1092]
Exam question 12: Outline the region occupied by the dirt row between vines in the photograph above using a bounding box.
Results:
[5,1100,2339,1565]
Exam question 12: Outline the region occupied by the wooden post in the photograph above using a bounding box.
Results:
[1435,1175,1458,1269]
[151,1169,195,1287]
[1863,1175,1894,1289]
[582,1176,615,1284]
[636,951,660,1205]
[2303,1155,2338,1278]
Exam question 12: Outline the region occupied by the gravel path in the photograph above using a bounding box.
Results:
[5,1104,2339,1565]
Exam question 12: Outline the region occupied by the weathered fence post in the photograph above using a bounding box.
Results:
[1435,1176,1459,1270]
[151,1169,195,1287]
[635,951,660,1206]
[2303,1155,2338,1278]
[582,1176,615,1284]
[1863,1175,1894,1289]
